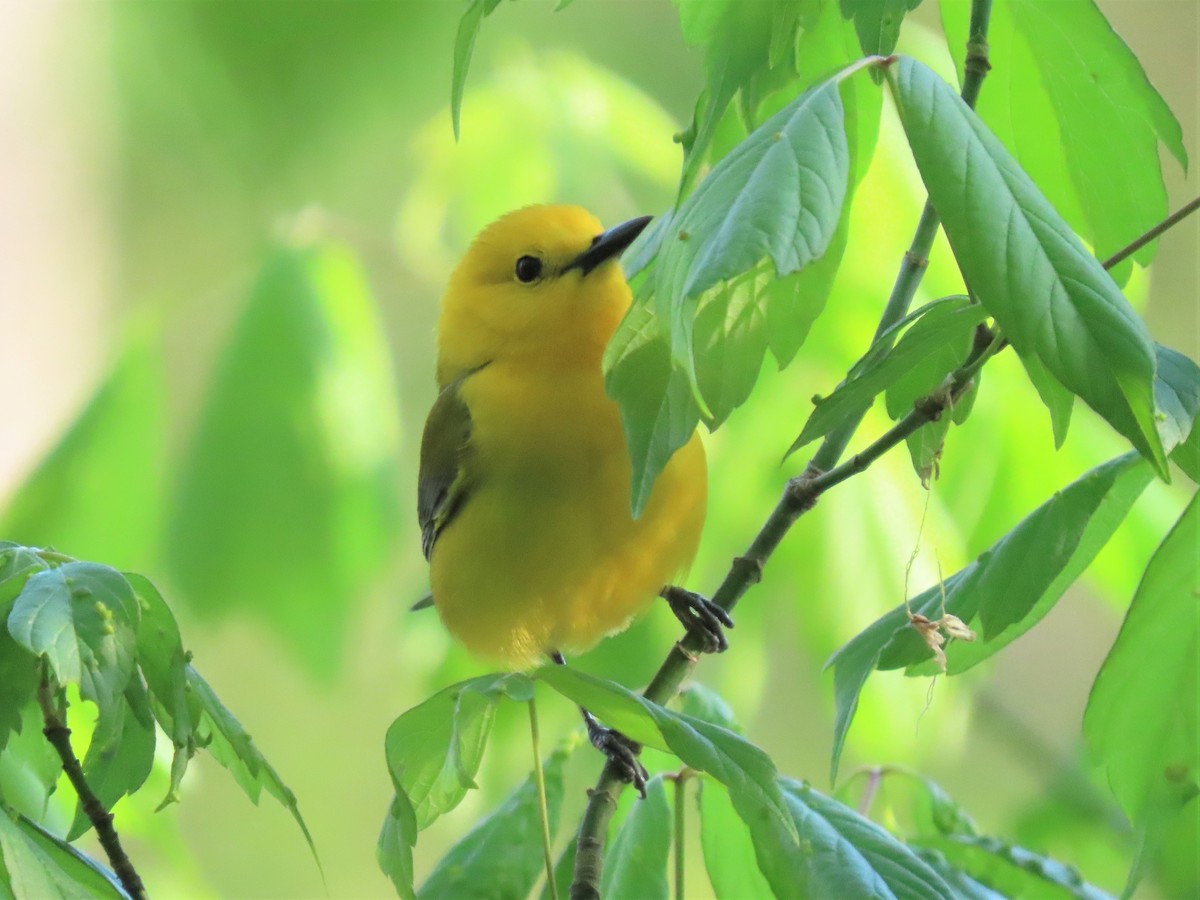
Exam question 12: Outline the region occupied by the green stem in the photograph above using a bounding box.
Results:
[36,665,147,900]
[529,696,559,900]
[673,774,686,900]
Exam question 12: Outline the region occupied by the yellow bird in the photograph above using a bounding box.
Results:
[418,205,729,787]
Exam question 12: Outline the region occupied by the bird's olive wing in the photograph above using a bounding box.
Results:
[418,378,474,561]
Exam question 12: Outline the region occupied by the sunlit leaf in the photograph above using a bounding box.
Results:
[839,0,923,56]
[776,778,955,898]
[889,57,1165,475]
[827,453,1153,781]
[384,674,533,830]
[7,563,139,716]
[186,666,319,868]
[167,243,400,678]
[699,779,773,900]
[1084,494,1198,892]
[417,745,568,899]
[0,809,124,899]
[911,848,1005,900]
[450,0,503,139]
[601,774,671,899]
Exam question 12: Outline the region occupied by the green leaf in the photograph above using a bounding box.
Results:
[691,268,771,428]
[1153,344,1200,456]
[917,833,1109,900]
[839,0,923,56]
[0,703,63,823]
[601,774,671,899]
[910,848,1005,900]
[186,666,319,867]
[1084,494,1198,890]
[450,0,503,140]
[539,836,576,900]
[125,573,195,807]
[889,57,1166,475]
[417,745,567,900]
[699,779,773,900]
[384,674,533,830]
[676,682,740,733]
[788,297,985,455]
[0,546,44,752]
[377,791,418,900]
[536,666,666,750]
[0,328,166,569]
[837,767,977,840]
[66,678,156,840]
[7,563,139,715]
[166,244,400,678]
[1018,352,1074,448]
[827,453,1153,781]
[779,778,955,898]
[0,809,124,899]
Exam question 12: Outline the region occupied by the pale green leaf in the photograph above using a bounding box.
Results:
[699,779,773,900]
[601,774,671,899]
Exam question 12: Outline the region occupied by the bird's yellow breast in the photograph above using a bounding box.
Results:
[429,359,706,668]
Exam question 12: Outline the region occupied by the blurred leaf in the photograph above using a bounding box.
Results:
[384,674,533,830]
[1152,344,1200,456]
[601,774,671,899]
[911,848,1005,900]
[0,703,62,823]
[186,666,318,867]
[450,0,503,140]
[377,792,418,900]
[417,745,567,899]
[0,808,124,899]
[66,679,156,840]
[0,546,46,752]
[8,563,139,716]
[167,243,400,678]
[890,58,1165,476]
[698,778,773,900]
[0,329,165,570]
[540,835,576,900]
[125,573,194,807]
[777,778,954,898]
[1084,494,1198,892]
[827,453,1153,781]
[838,767,977,840]
[787,297,984,455]
[919,833,1109,900]
[839,0,922,56]
[677,682,740,733]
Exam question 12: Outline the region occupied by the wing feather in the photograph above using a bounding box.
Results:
[418,376,476,561]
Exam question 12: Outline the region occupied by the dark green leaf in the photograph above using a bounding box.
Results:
[66,678,156,840]
[889,57,1166,475]
[827,453,1153,781]
[778,778,955,898]
[0,809,124,899]
[125,573,194,807]
[698,779,773,900]
[839,0,923,56]
[601,774,671,899]
[377,791,418,900]
[450,0,503,140]
[7,563,139,714]
[166,244,400,678]
[788,298,985,455]
[0,329,166,569]
[1153,344,1200,456]
[384,674,533,830]
[417,745,567,900]
[919,833,1109,900]
[1084,494,1198,891]
[186,666,319,867]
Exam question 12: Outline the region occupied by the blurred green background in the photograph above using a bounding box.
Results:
[0,0,1195,896]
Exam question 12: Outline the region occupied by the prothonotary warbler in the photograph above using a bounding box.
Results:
[418,205,731,790]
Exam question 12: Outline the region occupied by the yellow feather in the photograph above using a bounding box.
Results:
[423,205,706,669]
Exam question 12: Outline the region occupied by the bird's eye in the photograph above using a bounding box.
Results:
[515,255,543,283]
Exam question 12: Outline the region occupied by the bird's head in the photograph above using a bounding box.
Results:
[435,205,650,383]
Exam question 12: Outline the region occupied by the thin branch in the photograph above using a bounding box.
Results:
[529,696,559,900]
[36,665,147,900]
[1101,195,1200,270]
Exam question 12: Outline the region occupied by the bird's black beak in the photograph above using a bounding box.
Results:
[567,215,653,276]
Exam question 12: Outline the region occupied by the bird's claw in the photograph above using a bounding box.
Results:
[662,585,734,654]
[587,721,648,798]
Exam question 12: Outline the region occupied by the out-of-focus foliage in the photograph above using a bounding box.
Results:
[0,0,1195,896]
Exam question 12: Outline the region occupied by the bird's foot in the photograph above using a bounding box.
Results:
[662,585,734,654]
[584,714,647,798]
